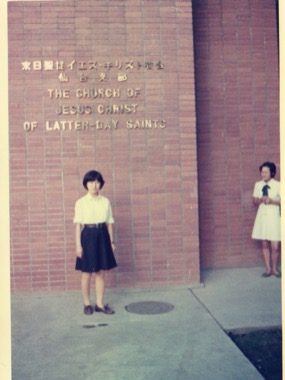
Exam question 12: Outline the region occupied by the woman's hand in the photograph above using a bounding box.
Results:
[75,224,83,257]
[76,246,83,258]
[262,197,279,205]
[253,197,263,206]
[107,223,115,253]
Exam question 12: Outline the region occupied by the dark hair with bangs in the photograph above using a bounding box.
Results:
[82,170,105,190]
[259,162,277,178]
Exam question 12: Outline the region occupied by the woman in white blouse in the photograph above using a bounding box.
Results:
[74,170,117,315]
[252,162,281,278]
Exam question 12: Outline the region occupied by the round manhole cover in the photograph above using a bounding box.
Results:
[82,323,109,329]
[125,301,174,315]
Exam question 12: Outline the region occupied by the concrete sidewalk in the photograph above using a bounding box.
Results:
[11,267,282,380]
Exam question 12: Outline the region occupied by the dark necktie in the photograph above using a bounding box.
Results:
[262,185,270,197]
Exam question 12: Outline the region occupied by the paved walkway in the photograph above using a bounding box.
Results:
[11,267,282,380]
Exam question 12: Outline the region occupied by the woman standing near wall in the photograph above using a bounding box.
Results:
[252,162,281,278]
[74,170,117,315]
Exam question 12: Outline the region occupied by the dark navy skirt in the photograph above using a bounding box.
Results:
[75,224,117,273]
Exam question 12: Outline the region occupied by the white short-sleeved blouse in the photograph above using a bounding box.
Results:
[251,178,281,241]
[73,193,114,225]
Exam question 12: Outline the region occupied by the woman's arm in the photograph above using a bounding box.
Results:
[264,197,281,205]
[252,197,261,206]
[253,196,281,206]
[107,223,115,252]
[75,223,83,257]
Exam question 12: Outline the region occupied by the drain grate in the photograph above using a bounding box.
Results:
[125,301,174,315]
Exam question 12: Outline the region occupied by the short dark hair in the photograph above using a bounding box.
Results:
[259,162,276,178]
[82,170,105,190]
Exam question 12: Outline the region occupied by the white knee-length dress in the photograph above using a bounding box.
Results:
[251,178,281,241]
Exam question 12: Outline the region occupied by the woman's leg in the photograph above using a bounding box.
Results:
[81,272,93,305]
[95,270,105,308]
[261,240,271,273]
[270,241,280,274]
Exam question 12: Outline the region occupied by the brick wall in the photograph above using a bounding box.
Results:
[9,0,279,292]
[8,0,200,291]
[192,0,279,268]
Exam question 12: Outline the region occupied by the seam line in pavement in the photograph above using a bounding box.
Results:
[189,288,226,332]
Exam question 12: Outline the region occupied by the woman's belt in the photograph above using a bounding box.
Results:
[84,223,106,228]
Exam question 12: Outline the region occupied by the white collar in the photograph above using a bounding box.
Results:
[86,192,101,201]
[262,178,273,185]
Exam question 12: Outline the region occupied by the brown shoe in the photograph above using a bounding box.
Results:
[84,305,93,315]
[261,272,271,278]
[273,271,281,278]
[95,304,115,315]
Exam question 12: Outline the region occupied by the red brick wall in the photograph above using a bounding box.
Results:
[192,0,279,268]
[8,0,200,291]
